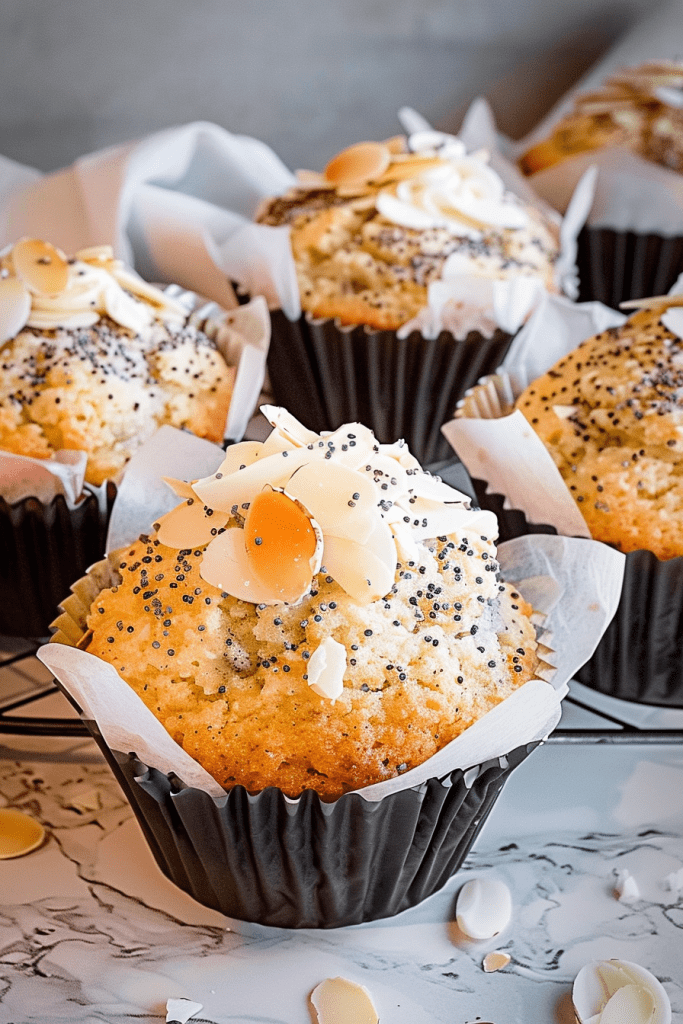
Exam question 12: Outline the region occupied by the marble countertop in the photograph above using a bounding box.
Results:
[1,644,682,1024]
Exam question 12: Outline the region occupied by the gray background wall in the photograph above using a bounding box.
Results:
[0,0,654,174]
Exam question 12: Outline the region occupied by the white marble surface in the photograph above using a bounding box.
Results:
[1,660,682,1023]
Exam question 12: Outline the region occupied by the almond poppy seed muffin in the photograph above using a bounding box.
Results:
[83,408,539,800]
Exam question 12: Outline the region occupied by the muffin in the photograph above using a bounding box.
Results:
[0,238,235,635]
[518,61,683,306]
[256,131,561,462]
[514,301,683,560]
[45,407,561,926]
[80,407,539,799]
[452,295,683,705]
[520,61,683,177]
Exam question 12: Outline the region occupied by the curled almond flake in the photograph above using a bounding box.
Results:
[311,977,378,1024]
[156,497,230,550]
[620,294,683,310]
[0,276,31,344]
[26,309,100,331]
[324,141,391,188]
[162,476,198,499]
[12,238,69,295]
[483,951,511,973]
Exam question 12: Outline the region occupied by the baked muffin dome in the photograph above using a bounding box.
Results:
[84,408,539,799]
[258,134,560,331]
[515,301,683,559]
[0,240,234,485]
[520,60,683,176]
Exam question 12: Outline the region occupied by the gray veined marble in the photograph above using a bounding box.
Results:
[1,661,682,1023]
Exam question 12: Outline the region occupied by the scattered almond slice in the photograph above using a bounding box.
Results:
[324,141,391,188]
[0,808,46,859]
[573,960,671,1024]
[456,878,512,940]
[613,867,640,903]
[162,477,197,500]
[552,404,579,420]
[156,496,230,549]
[311,977,378,1024]
[307,636,347,701]
[0,276,31,344]
[165,997,203,1024]
[13,238,69,295]
[483,951,511,973]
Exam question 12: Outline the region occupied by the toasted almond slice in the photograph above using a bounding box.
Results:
[13,238,69,296]
[381,134,408,154]
[295,169,337,190]
[372,156,446,184]
[74,244,116,264]
[156,496,230,549]
[311,977,378,1024]
[0,276,31,343]
[244,487,322,602]
[483,951,511,973]
[324,142,391,187]
[621,294,683,310]
[31,275,103,313]
[26,309,100,330]
[0,808,46,859]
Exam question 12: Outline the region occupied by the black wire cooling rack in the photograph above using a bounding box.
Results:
[2,639,682,743]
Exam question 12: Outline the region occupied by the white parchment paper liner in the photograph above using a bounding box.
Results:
[38,424,623,804]
[507,0,683,233]
[0,289,269,507]
[0,106,592,345]
[443,287,682,534]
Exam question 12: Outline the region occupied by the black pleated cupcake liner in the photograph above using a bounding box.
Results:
[0,483,116,638]
[266,309,514,465]
[472,479,683,707]
[79,710,537,928]
[576,226,683,307]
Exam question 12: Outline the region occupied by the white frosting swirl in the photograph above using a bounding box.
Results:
[376,154,528,238]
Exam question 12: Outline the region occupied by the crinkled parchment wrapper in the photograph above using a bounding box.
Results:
[38,424,623,801]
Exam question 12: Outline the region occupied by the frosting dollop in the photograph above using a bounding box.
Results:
[0,240,187,345]
[155,405,497,608]
[376,151,528,238]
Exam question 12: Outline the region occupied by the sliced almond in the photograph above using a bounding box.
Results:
[26,309,100,331]
[13,238,69,296]
[0,808,46,859]
[381,134,407,154]
[74,244,116,264]
[483,951,511,973]
[0,276,31,343]
[324,141,391,187]
[311,977,378,1024]
[371,156,446,185]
